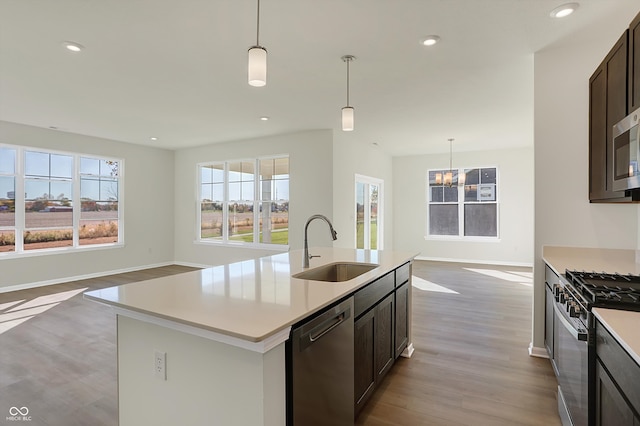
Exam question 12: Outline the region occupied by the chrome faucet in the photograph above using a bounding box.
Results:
[303,214,338,268]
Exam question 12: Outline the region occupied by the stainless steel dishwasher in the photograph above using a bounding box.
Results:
[289,297,354,426]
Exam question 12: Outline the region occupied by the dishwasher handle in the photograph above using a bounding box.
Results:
[309,312,345,342]
[295,301,352,352]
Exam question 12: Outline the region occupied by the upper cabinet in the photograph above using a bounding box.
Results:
[589,32,629,202]
[589,11,640,203]
[630,12,640,112]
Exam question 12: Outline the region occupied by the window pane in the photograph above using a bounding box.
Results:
[370,185,378,250]
[464,185,478,202]
[229,202,253,243]
[25,151,49,176]
[274,180,289,200]
[273,157,289,178]
[241,181,254,200]
[50,154,73,178]
[101,160,119,177]
[79,219,118,245]
[431,187,443,202]
[429,204,458,236]
[259,201,288,244]
[24,228,73,250]
[201,202,223,240]
[260,159,274,179]
[0,148,16,174]
[0,200,14,226]
[465,168,479,185]
[356,182,365,249]
[50,181,72,201]
[228,182,241,200]
[100,179,118,201]
[464,204,497,237]
[80,157,100,175]
[443,186,458,202]
[201,184,213,201]
[0,230,15,252]
[481,168,496,184]
[25,180,50,200]
[81,203,118,220]
[81,178,100,200]
[201,166,213,184]
[212,183,224,201]
[0,176,15,202]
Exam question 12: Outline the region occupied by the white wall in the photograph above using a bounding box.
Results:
[532,5,640,350]
[332,133,394,251]
[173,130,334,267]
[392,146,534,265]
[0,121,175,290]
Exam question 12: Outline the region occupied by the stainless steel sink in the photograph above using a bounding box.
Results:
[292,262,378,282]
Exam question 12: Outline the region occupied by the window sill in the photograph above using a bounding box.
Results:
[0,242,125,260]
[424,235,501,243]
[194,240,290,252]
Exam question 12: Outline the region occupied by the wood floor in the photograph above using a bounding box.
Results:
[0,261,560,425]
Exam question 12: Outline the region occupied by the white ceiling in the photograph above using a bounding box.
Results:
[0,0,637,156]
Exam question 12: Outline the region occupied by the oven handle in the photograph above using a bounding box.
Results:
[553,302,588,342]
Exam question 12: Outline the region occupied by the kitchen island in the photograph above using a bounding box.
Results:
[84,247,416,426]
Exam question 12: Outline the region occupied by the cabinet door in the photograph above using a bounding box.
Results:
[375,293,395,382]
[589,32,630,202]
[595,360,636,426]
[630,12,640,112]
[394,282,409,358]
[354,309,375,416]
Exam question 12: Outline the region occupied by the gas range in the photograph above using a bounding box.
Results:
[564,270,640,312]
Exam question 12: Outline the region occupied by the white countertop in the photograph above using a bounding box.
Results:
[593,308,640,366]
[542,246,640,277]
[85,247,415,345]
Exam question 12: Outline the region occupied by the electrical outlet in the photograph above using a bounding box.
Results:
[154,351,166,380]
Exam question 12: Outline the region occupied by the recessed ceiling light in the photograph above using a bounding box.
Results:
[62,41,84,52]
[550,3,579,18]
[150,137,158,141]
[260,116,269,121]
[421,35,440,46]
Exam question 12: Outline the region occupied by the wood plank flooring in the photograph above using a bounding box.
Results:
[0,261,561,425]
[355,261,560,426]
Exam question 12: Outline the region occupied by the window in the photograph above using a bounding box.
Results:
[427,167,498,238]
[199,156,289,247]
[0,144,122,255]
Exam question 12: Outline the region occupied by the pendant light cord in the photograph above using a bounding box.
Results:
[449,138,453,172]
[256,0,261,46]
[346,58,350,107]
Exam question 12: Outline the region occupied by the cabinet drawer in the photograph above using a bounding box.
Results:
[545,265,560,287]
[596,320,640,415]
[354,271,394,318]
[395,262,410,287]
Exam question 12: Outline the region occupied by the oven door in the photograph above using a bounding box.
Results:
[553,302,589,426]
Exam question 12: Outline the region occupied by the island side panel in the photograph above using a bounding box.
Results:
[117,315,286,426]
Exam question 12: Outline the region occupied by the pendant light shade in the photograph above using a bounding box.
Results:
[248,0,267,87]
[248,46,267,87]
[341,55,356,131]
[342,107,354,131]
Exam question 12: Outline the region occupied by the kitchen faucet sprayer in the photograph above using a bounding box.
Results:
[303,214,337,268]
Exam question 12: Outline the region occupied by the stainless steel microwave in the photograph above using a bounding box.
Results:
[612,107,640,192]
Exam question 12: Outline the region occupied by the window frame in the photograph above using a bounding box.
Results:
[0,143,124,258]
[196,155,290,251]
[425,166,500,241]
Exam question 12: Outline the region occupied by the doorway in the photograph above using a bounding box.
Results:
[355,175,383,250]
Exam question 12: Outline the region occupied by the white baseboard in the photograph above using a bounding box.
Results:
[415,255,533,268]
[0,261,178,293]
[173,261,211,269]
[528,342,549,358]
[401,342,415,358]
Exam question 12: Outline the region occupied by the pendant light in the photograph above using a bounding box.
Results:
[248,0,267,87]
[444,138,465,187]
[341,55,356,131]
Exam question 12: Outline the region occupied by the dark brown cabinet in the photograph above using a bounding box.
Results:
[630,12,640,112]
[354,308,375,415]
[353,262,411,418]
[595,320,640,426]
[595,361,638,426]
[589,32,630,202]
[394,281,409,358]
